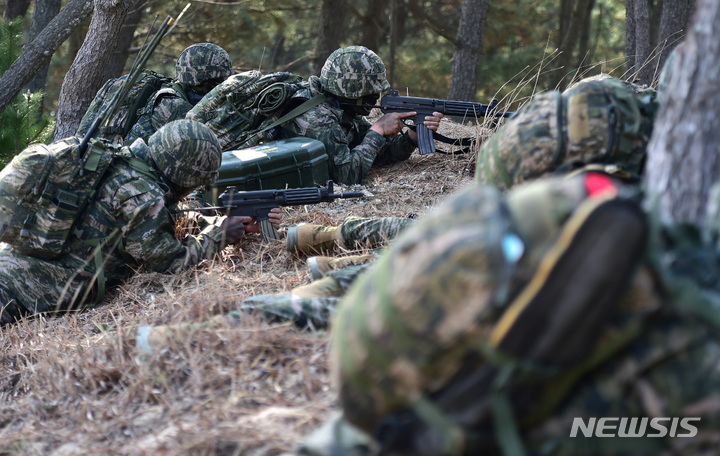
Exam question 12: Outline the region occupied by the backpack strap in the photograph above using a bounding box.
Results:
[256,93,328,135]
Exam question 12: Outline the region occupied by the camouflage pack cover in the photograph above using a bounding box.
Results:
[477,75,657,189]
[186,70,307,151]
[76,69,172,144]
[478,91,564,190]
[175,43,233,87]
[0,137,118,258]
[146,119,222,189]
[319,45,391,99]
[331,175,647,453]
[123,83,191,145]
[563,74,656,174]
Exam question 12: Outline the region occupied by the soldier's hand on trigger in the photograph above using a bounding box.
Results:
[243,207,282,234]
[370,111,417,137]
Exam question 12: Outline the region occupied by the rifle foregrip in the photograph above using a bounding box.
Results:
[415,121,436,155]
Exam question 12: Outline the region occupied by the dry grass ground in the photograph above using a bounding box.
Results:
[0,119,493,456]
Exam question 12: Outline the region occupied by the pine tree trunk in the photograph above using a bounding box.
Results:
[625,0,637,76]
[312,0,348,76]
[103,1,146,80]
[3,0,31,20]
[26,0,63,94]
[54,0,141,139]
[358,0,387,54]
[447,0,489,101]
[633,0,653,84]
[0,0,94,115]
[656,0,694,72]
[645,0,720,226]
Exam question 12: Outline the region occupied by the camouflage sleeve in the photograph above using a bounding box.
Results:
[284,107,415,184]
[150,95,193,132]
[372,131,417,168]
[118,191,227,274]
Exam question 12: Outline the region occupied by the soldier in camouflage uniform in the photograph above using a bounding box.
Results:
[279,46,444,185]
[0,120,280,326]
[295,173,720,456]
[478,74,658,190]
[124,43,233,144]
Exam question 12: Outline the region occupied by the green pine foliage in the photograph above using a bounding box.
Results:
[0,17,55,168]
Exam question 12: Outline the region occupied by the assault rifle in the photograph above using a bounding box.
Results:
[351,89,515,155]
[189,181,364,241]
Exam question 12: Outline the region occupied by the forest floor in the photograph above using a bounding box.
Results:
[0,118,494,455]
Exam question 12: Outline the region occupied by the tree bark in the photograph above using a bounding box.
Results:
[448,0,489,101]
[656,0,694,72]
[633,0,653,84]
[26,0,63,93]
[103,0,146,80]
[54,0,141,139]
[576,0,597,71]
[552,0,594,89]
[0,0,94,115]
[625,0,637,77]
[358,0,387,53]
[3,0,31,20]
[312,0,348,75]
[645,0,720,226]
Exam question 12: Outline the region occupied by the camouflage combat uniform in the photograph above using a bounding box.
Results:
[239,215,414,327]
[124,86,193,144]
[125,43,233,145]
[478,75,658,190]
[0,120,227,325]
[296,174,720,456]
[280,46,418,185]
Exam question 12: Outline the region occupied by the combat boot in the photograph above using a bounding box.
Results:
[291,276,344,298]
[286,223,346,255]
[307,254,375,281]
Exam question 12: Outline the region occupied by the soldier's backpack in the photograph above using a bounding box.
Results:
[478,75,657,190]
[186,70,326,151]
[76,69,173,144]
[333,173,651,455]
[0,138,157,260]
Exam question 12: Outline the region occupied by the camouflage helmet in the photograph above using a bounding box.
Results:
[147,119,222,188]
[175,43,233,87]
[319,45,391,99]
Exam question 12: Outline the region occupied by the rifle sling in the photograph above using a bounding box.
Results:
[257,93,328,135]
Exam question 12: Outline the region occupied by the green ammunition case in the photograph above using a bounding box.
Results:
[198,138,329,204]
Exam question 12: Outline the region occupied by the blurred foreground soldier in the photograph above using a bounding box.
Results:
[280,46,444,185]
[0,120,279,326]
[296,172,720,455]
[125,43,233,144]
[478,74,658,190]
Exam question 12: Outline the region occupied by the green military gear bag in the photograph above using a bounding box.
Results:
[186,70,325,151]
[0,138,157,260]
[196,137,329,205]
[333,173,649,455]
[76,69,172,144]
